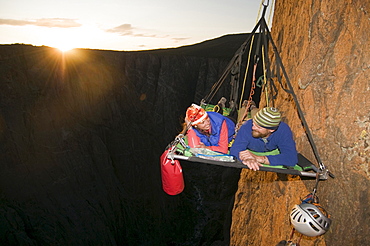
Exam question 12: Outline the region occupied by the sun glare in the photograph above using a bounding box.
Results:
[42,24,102,52]
[56,46,74,53]
[56,45,75,52]
[45,28,82,52]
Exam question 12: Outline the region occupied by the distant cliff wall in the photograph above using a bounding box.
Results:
[230,1,370,245]
[0,44,242,245]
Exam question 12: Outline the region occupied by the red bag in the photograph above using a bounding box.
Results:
[160,149,184,195]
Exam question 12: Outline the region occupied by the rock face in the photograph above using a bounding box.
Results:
[230,1,370,245]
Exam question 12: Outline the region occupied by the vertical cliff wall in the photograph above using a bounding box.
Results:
[230,0,369,245]
[0,44,245,245]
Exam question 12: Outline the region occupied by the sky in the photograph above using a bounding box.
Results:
[0,0,275,51]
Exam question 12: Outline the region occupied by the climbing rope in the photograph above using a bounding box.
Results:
[238,36,255,110]
[236,57,258,129]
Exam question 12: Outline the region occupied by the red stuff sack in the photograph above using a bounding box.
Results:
[160,149,184,195]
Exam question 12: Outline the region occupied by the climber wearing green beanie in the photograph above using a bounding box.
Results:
[230,107,298,171]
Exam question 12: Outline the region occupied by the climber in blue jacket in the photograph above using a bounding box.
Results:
[230,107,298,171]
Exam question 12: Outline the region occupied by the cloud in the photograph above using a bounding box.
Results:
[106,23,168,38]
[0,19,30,26]
[172,37,190,42]
[34,18,81,28]
[106,23,191,46]
[106,24,134,35]
[0,18,81,28]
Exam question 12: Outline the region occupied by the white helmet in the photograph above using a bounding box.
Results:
[290,203,331,237]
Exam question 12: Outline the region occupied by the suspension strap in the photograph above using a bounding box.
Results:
[260,17,325,170]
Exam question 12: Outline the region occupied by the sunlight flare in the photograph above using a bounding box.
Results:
[44,26,91,52]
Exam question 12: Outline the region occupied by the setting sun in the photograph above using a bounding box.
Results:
[49,33,78,52]
[43,27,89,52]
[56,44,75,52]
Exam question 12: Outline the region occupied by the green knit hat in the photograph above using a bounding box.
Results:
[253,107,281,129]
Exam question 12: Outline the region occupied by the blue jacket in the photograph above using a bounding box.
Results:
[230,120,298,166]
[193,112,235,146]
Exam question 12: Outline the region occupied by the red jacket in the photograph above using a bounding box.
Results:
[187,120,229,154]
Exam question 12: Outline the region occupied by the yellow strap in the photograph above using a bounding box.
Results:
[239,35,255,109]
[262,45,269,107]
